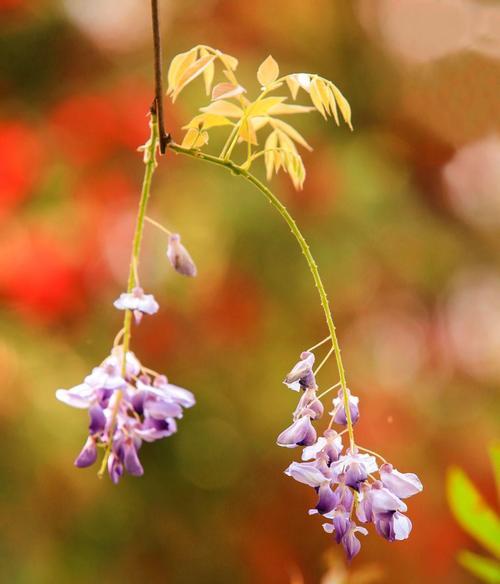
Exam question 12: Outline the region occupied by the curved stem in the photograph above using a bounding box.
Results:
[98,114,159,478]
[168,143,355,449]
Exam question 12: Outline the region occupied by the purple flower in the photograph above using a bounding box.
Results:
[301,430,343,464]
[293,388,324,420]
[74,437,98,468]
[283,351,316,391]
[88,405,107,434]
[113,287,159,324]
[277,415,317,448]
[312,482,338,515]
[150,375,196,408]
[379,463,423,499]
[56,383,96,409]
[108,452,124,485]
[285,460,330,487]
[167,233,197,277]
[331,388,359,426]
[356,481,407,523]
[122,440,144,477]
[56,345,195,482]
[331,451,377,483]
[342,522,368,561]
[375,510,412,542]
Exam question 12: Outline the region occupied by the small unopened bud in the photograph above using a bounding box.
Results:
[167,234,197,277]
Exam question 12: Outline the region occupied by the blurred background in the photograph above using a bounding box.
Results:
[1,0,499,582]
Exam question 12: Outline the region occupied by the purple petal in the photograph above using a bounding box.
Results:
[332,389,359,426]
[276,416,317,448]
[144,397,183,420]
[314,483,338,515]
[108,453,124,484]
[284,461,329,487]
[370,485,407,514]
[379,463,423,499]
[167,234,197,277]
[123,442,144,477]
[344,462,368,491]
[74,437,97,468]
[151,377,196,408]
[284,351,316,390]
[56,383,95,409]
[88,405,107,434]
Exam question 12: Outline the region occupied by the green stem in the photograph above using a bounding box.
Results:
[168,143,355,450]
[97,114,159,478]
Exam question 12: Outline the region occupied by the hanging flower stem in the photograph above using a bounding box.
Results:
[97,114,159,478]
[168,142,356,450]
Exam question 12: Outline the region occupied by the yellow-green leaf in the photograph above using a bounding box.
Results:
[269,118,312,151]
[238,119,258,145]
[200,100,244,118]
[257,55,279,86]
[286,76,300,100]
[264,131,278,180]
[246,97,286,117]
[199,48,215,96]
[267,103,315,116]
[183,113,232,130]
[447,466,500,558]
[172,54,216,102]
[212,82,245,101]
[331,83,353,130]
[220,53,238,71]
[309,77,327,119]
[491,443,500,498]
[167,49,197,95]
[458,551,500,583]
[181,128,208,149]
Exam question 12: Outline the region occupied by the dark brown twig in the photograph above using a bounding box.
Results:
[151,0,170,153]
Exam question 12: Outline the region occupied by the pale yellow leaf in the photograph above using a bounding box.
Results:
[200,48,215,96]
[238,119,258,145]
[200,100,244,118]
[183,113,232,130]
[331,84,353,130]
[250,116,269,132]
[172,54,216,102]
[267,103,315,115]
[294,73,311,92]
[212,82,246,101]
[246,97,286,117]
[309,77,327,119]
[257,55,279,86]
[326,86,340,126]
[264,131,278,180]
[181,128,209,149]
[269,118,312,151]
[220,53,239,71]
[167,49,197,95]
[286,76,300,100]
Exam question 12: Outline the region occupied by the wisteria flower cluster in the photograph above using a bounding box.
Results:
[277,350,423,560]
[56,346,195,483]
[56,112,198,482]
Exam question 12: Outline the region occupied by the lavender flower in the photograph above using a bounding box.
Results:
[330,388,360,426]
[283,351,316,391]
[167,233,197,277]
[113,287,159,324]
[277,415,317,448]
[56,346,195,483]
[278,345,422,560]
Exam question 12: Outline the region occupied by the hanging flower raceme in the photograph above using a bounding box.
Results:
[55,115,198,483]
[56,345,195,483]
[277,347,423,560]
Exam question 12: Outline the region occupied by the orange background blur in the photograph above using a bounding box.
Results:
[1,1,499,582]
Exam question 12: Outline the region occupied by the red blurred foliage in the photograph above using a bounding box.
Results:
[0,121,44,220]
[0,227,86,324]
[49,80,152,167]
[198,271,264,345]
